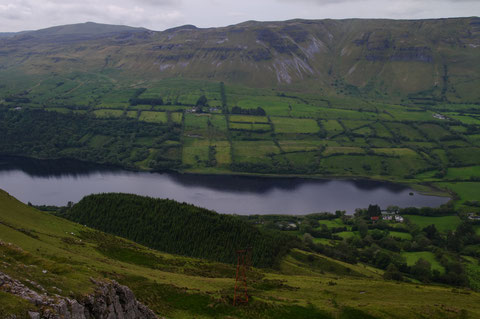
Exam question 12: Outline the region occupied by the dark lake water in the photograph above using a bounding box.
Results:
[0,156,449,215]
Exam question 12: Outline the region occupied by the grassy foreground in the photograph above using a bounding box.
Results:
[1,189,480,318]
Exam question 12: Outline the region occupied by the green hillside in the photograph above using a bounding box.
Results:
[1,18,479,100]
[1,189,480,318]
[2,17,480,319]
[0,19,480,207]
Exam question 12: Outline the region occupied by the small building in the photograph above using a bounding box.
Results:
[286,223,298,230]
[381,209,399,215]
[383,215,393,221]
[468,214,480,221]
[371,216,380,222]
[433,113,447,120]
[395,215,404,223]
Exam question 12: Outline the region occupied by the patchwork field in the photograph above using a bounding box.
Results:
[2,77,480,211]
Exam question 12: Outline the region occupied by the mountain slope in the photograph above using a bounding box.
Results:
[0,18,479,102]
[2,189,480,318]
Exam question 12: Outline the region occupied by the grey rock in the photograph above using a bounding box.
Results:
[0,271,158,319]
[28,312,40,319]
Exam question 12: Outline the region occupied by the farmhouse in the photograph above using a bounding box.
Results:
[468,214,480,221]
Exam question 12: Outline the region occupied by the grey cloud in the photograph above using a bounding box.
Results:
[277,0,479,3]
[0,0,185,31]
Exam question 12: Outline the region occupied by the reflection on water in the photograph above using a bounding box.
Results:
[0,156,121,178]
[0,155,449,215]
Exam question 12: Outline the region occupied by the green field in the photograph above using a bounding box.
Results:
[445,166,480,179]
[126,110,139,119]
[271,117,319,134]
[230,122,271,131]
[437,182,480,212]
[233,140,280,164]
[324,146,364,156]
[278,139,324,152]
[139,111,168,123]
[321,120,343,137]
[182,137,209,166]
[170,112,183,124]
[229,115,269,123]
[317,218,346,228]
[185,114,209,130]
[388,123,424,140]
[401,252,445,273]
[405,215,462,232]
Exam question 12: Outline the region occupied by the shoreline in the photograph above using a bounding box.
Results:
[0,153,453,198]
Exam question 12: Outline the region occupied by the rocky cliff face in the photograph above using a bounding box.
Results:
[0,272,158,319]
[0,18,479,97]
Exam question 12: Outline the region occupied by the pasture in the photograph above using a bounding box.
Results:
[139,111,168,123]
[401,251,445,273]
[405,215,462,232]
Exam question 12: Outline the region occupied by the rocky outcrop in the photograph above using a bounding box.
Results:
[0,272,158,319]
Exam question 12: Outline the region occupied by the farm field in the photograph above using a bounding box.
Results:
[436,182,480,211]
[139,111,168,123]
[405,215,462,232]
[1,77,480,211]
[401,251,445,273]
[271,117,319,134]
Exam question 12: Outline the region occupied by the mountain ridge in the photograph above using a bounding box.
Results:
[1,17,479,102]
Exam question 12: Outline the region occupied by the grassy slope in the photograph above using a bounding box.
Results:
[1,189,480,318]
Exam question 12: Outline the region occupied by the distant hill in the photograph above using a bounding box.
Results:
[0,32,17,38]
[26,21,148,37]
[6,22,148,43]
[0,18,479,102]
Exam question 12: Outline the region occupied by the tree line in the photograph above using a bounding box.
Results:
[0,108,181,170]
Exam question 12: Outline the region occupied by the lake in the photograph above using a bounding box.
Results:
[0,156,449,215]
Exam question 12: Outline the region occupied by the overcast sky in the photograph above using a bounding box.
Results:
[0,0,479,32]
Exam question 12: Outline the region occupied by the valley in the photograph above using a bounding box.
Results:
[0,17,480,318]
[0,77,479,213]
